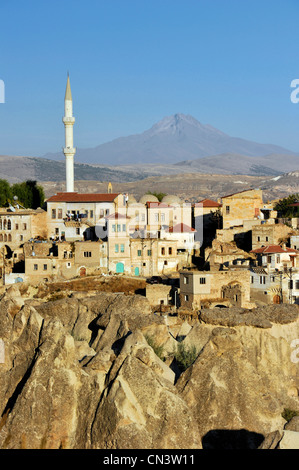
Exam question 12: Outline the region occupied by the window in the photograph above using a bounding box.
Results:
[15,223,19,230]
[141,214,145,221]
[168,247,172,255]
[58,209,63,219]
[7,220,11,230]
[120,244,125,253]
[137,250,142,256]
[117,224,121,232]
[161,247,165,255]
[155,213,159,222]
[266,236,269,242]
[257,236,260,242]
[43,264,47,271]
[105,209,109,216]
[76,228,80,235]
[289,280,294,290]
[115,244,119,253]
[0,220,2,230]
[296,280,299,290]
[184,276,189,285]
[34,264,38,271]
[122,224,126,232]
[112,224,116,233]
[200,277,206,284]
[52,209,56,219]
[55,228,59,235]
[23,223,27,231]
[271,276,275,282]
[226,206,230,215]
[90,210,93,218]
[251,276,254,284]
[20,235,23,241]
[147,249,152,256]
[84,252,92,258]
[184,295,189,301]
[260,276,266,284]
[161,213,165,222]
[164,260,168,265]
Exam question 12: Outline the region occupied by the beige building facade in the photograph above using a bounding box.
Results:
[180,269,252,310]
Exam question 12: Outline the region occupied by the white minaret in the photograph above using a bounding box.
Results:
[63,74,76,192]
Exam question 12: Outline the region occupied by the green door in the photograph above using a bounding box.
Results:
[134,267,140,276]
[116,262,124,273]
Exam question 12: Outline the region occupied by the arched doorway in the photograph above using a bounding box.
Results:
[116,262,124,274]
[273,294,281,304]
[134,267,140,276]
[79,266,86,277]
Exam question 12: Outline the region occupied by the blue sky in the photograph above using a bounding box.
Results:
[0,0,299,157]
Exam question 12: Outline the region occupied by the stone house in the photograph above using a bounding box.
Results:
[221,189,274,230]
[204,238,255,270]
[251,223,295,250]
[46,192,127,241]
[145,283,173,308]
[0,207,47,250]
[24,239,107,281]
[129,237,179,277]
[250,244,299,271]
[179,269,252,310]
[106,213,131,274]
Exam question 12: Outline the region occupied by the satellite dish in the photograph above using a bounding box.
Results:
[13,196,18,201]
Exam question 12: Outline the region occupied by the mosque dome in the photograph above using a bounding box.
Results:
[161,195,182,205]
[127,195,138,205]
[139,194,159,204]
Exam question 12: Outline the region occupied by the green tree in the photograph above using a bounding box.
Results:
[274,194,299,218]
[0,179,12,207]
[146,191,167,202]
[11,180,45,209]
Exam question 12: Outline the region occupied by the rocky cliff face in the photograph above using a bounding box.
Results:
[1,285,299,449]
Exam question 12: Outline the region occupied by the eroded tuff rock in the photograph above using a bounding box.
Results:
[1,285,299,449]
[0,287,200,449]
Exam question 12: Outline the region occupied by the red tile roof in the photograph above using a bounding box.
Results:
[47,192,119,203]
[250,245,299,254]
[165,223,196,233]
[105,212,130,220]
[195,199,222,208]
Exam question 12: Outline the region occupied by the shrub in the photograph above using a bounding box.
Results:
[173,343,198,372]
[282,408,299,422]
[145,335,165,361]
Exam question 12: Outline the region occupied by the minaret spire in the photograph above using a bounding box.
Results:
[62,73,76,192]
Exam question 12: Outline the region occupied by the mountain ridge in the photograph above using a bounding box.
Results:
[42,113,298,166]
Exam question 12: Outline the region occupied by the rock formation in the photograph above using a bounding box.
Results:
[1,284,299,449]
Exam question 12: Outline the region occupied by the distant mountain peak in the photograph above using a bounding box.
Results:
[148,113,226,137]
[42,113,298,166]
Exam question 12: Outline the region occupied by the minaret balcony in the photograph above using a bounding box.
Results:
[63,116,75,124]
[63,147,76,155]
